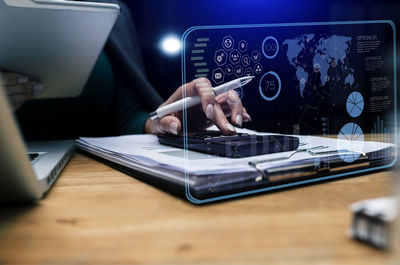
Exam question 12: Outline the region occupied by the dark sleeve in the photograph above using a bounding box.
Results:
[112,63,151,134]
[102,0,164,134]
[105,0,163,110]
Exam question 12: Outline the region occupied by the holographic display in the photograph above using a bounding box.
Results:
[181,21,396,204]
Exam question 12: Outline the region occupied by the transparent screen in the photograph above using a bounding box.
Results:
[181,21,397,204]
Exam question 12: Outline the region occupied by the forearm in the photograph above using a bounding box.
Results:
[118,108,150,134]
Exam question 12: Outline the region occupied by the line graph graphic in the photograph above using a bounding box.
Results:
[369,116,392,160]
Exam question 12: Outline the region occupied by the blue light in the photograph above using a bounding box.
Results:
[160,34,181,56]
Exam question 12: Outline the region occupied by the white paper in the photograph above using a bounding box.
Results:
[76,127,395,178]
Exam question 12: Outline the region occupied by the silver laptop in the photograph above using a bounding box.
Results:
[0,0,120,98]
[0,0,120,203]
[0,84,75,203]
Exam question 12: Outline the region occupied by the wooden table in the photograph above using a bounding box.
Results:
[0,153,397,264]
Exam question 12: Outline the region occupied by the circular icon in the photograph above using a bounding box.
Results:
[346,91,364,118]
[254,63,263,74]
[238,40,248,52]
[259,71,282,101]
[251,51,261,63]
[244,68,253,77]
[241,55,250,66]
[222,36,234,51]
[229,49,241,64]
[225,65,233,75]
[212,68,224,84]
[214,49,227,66]
[234,65,244,77]
[337,123,364,163]
[262,36,279,59]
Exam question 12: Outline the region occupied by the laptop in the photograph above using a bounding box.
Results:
[0,0,120,98]
[0,83,75,203]
[0,0,120,203]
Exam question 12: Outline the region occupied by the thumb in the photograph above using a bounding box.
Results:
[159,115,182,135]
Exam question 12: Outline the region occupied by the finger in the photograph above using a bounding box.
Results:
[215,92,227,103]
[9,94,27,111]
[220,104,231,117]
[1,72,29,86]
[212,103,236,135]
[218,92,247,122]
[7,81,45,97]
[226,90,244,127]
[162,78,206,107]
[216,94,232,117]
[192,78,216,120]
[242,107,252,123]
[159,115,182,135]
[219,94,250,123]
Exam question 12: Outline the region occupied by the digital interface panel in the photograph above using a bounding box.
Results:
[181,21,396,204]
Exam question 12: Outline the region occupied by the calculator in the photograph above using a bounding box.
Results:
[158,131,299,158]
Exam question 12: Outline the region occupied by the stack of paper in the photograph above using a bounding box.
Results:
[76,128,394,184]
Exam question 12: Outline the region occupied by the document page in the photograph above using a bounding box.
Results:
[76,128,394,177]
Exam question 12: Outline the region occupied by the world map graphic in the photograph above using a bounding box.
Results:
[283,34,355,97]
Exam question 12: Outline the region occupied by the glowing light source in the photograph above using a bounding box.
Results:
[160,35,181,55]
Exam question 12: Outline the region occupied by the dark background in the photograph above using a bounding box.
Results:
[125,0,399,102]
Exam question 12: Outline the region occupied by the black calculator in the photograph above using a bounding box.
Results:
[158,131,299,158]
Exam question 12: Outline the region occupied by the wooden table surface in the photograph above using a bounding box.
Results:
[0,152,397,265]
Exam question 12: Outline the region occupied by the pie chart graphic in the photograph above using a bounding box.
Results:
[337,123,364,163]
[346,91,364,118]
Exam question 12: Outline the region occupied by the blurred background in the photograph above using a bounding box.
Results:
[126,0,400,101]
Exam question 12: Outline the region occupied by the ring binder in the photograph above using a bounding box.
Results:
[249,148,369,182]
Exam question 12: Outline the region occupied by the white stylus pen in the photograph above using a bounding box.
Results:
[150,76,255,120]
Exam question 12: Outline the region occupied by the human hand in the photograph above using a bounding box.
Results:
[145,77,251,135]
[0,71,45,111]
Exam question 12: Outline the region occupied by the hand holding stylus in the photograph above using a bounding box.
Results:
[145,77,253,136]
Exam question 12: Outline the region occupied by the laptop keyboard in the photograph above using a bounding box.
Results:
[158,131,299,158]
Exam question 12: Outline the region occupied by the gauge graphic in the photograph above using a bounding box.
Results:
[259,71,281,101]
[337,122,364,163]
[346,91,364,118]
